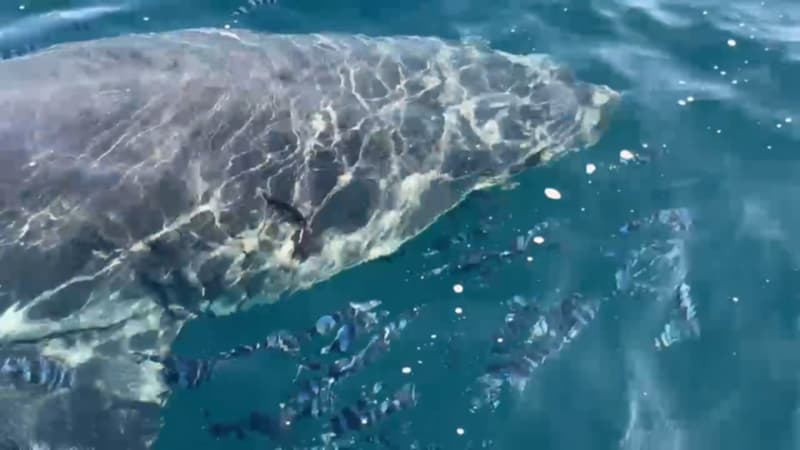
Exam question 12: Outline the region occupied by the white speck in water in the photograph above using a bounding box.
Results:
[18,4,25,10]
[678,99,687,106]
[496,337,504,343]
[732,296,740,303]
[224,23,231,29]
[454,307,463,315]
[453,284,464,294]
[727,39,737,47]
[533,236,545,245]
[767,145,773,150]
[702,10,708,15]
[687,96,695,103]
[526,256,533,262]
[544,188,562,200]
[642,143,649,148]
[457,428,465,436]
[143,16,150,21]
[720,70,727,76]
[678,79,686,85]
[786,117,793,123]
[620,149,635,161]
[585,163,597,175]
[401,366,412,374]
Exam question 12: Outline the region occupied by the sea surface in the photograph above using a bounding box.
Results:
[2,0,799,449]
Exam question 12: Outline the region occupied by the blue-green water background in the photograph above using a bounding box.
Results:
[2,0,800,449]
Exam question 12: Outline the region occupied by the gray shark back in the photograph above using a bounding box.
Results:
[0,28,618,449]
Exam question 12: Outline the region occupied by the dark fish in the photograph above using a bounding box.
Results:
[134,353,216,389]
[261,193,306,227]
[136,301,387,390]
[232,0,278,15]
[323,323,356,354]
[324,383,417,441]
[473,293,603,410]
[0,355,74,391]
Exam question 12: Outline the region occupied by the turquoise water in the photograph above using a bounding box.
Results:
[2,0,800,449]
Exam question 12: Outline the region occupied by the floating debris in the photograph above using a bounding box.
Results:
[544,188,562,200]
[619,149,636,161]
[453,283,464,294]
[585,163,597,175]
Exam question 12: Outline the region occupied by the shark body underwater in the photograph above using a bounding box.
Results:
[0,28,618,449]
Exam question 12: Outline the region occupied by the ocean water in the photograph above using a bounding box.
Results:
[2,0,799,449]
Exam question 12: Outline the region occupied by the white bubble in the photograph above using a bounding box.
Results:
[585,163,596,175]
[727,39,737,47]
[453,283,464,294]
[496,337,504,343]
[678,99,687,106]
[143,16,150,21]
[732,296,740,303]
[430,334,437,339]
[786,117,793,123]
[18,4,25,10]
[224,23,231,29]
[454,307,463,315]
[456,428,465,436]
[620,149,635,161]
[544,188,562,200]
[687,96,695,103]
[401,366,412,374]
[533,236,545,245]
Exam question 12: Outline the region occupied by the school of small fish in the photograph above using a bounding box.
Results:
[121,201,698,448]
